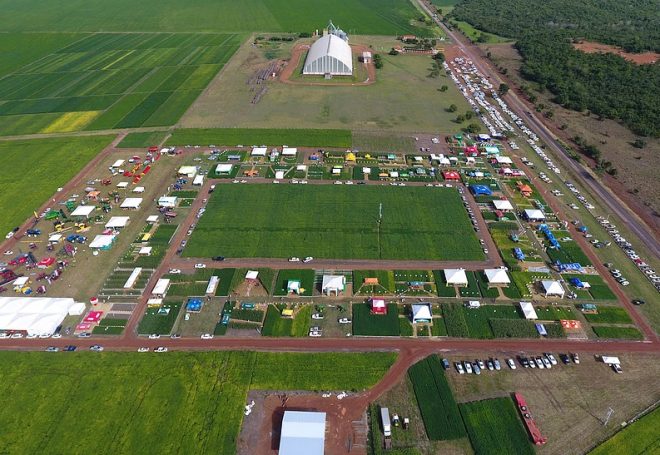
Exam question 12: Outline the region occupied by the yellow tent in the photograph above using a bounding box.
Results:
[345,152,356,162]
[281,308,294,317]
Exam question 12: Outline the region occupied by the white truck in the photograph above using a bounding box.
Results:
[380,407,392,437]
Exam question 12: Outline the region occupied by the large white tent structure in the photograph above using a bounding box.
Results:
[0,297,84,336]
[484,268,511,286]
[541,280,565,298]
[279,411,326,455]
[444,269,468,287]
[303,33,352,76]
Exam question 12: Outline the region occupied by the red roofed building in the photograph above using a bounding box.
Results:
[370,299,387,315]
[442,171,461,181]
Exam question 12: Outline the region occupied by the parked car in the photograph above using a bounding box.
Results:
[148,333,161,339]
[571,353,580,364]
[64,345,77,351]
[493,358,501,371]
[611,363,623,374]
[311,313,324,320]
[200,333,214,340]
[154,347,168,353]
[441,358,450,370]
[137,347,149,352]
[632,299,646,305]
[338,317,351,324]
[45,346,59,352]
[308,331,322,337]
[168,268,181,274]
[545,353,558,366]
[288,257,300,262]
[559,353,571,364]
[506,358,516,370]
[455,362,465,374]
[89,345,104,352]
[212,256,225,261]
[303,256,313,263]
[194,263,206,269]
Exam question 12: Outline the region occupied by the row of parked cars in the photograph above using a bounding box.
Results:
[447,353,580,375]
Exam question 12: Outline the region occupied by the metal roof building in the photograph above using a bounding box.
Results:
[303,34,353,76]
[279,411,326,455]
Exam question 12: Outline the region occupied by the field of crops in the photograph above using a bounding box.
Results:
[352,303,400,336]
[0,0,431,36]
[0,351,395,454]
[581,306,632,324]
[592,326,643,340]
[408,356,466,440]
[166,128,352,148]
[0,32,242,135]
[0,135,113,236]
[117,131,167,148]
[460,397,534,455]
[185,185,482,260]
[589,406,660,455]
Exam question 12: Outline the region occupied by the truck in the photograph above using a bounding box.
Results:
[380,407,392,448]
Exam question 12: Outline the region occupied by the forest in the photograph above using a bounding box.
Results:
[450,0,660,137]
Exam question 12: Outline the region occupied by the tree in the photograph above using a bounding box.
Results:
[632,139,646,149]
[466,123,481,133]
[456,114,466,123]
[465,111,473,120]
[388,48,398,56]
[498,83,509,96]
[448,104,458,112]
[433,52,445,62]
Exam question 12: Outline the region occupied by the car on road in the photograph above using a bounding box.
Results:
[212,256,225,261]
[168,268,181,274]
[200,333,213,340]
[45,346,59,352]
[137,347,149,352]
[77,332,91,338]
[90,345,104,352]
[632,299,645,305]
[308,331,322,337]
[10,332,23,339]
[64,345,77,351]
[288,257,300,262]
[338,317,351,324]
[51,333,62,339]
[154,347,168,353]
[194,263,206,269]
[148,333,161,339]
[311,313,324,320]
[303,256,313,263]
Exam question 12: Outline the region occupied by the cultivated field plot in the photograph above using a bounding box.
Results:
[0,351,395,454]
[590,406,659,455]
[185,185,483,260]
[0,32,242,135]
[0,135,113,236]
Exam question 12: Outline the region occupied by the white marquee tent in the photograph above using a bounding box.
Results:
[303,34,353,76]
[541,280,565,298]
[484,268,511,286]
[0,297,84,336]
[444,269,468,287]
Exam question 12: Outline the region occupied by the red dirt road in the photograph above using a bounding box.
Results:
[573,41,659,65]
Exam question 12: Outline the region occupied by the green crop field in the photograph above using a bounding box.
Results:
[460,398,534,455]
[589,406,660,455]
[0,135,113,236]
[0,351,395,454]
[0,33,85,78]
[581,306,632,324]
[352,303,401,336]
[592,326,643,340]
[0,32,242,135]
[117,131,167,148]
[0,0,431,36]
[167,128,352,148]
[184,185,482,260]
[408,355,466,440]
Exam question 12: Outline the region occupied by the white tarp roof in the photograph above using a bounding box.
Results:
[138,246,152,255]
[89,234,115,249]
[123,267,142,289]
[146,215,159,223]
[178,165,197,176]
[251,147,267,156]
[120,198,142,209]
[105,216,130,228]
[117,181,129,188]
[205,276,220,295]
[152,278,170,296]
[245,270,259,280]
[279,411,326,455]
[111,159,125,168]
[524,209,545,220]
[13,277,29,287]
[601,356,621,365]
[321,275,345,291]
[282,147,297,156]
[158,196,177,207]
[485,268,511,284]
[193,175,204,185]
[215,164,233,173]
[48,234,62,243]
[0,297,81,336]
[541,280,565,297]
[445,269,468,285]
[133,186,145,193]
[70,205,95,217]
[519,301,538,320]
[411,303,432,323]
[495,155,513,165]
[492,200,514,211]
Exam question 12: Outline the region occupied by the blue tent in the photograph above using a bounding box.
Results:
[469,184,492,196]
[186,298,203,312]
[569,278,584,288]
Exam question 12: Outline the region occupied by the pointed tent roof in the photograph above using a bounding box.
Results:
[484,268,511,285]
[444,269,468,285]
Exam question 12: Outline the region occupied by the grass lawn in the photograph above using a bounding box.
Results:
[137,301,182,335]
[353,270,395,295]
[563,274,616,300]
[117,131,167,148]
[167,128,352,148]
[0,135,113,236]
[458,271,482,298]
[0,33,84,78]
[352,303,400,336]
[273,269,316,296]
[459,398,534,455]
[185,185,482,260]
[0,351,395,454]
[592,326,643,340]
[581,306,632,324]
[449,19,512,44]
[589,406,660,455]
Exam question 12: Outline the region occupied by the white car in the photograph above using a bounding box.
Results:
[90,345,104,352]
[169,268,181,274]
[26,334,38,339]
[311,313,324,320]
[334,181,343,185]
[137,347,150,352]
[288,257,300,262]
[345,180,353,185]
[154,347,168,353]
[506,358,516,370]
[201,333,214,340]
[10,333,23,338]
[194,263,206,269]
[51,333,62,339]
[148,334,161,339]
[338,318,351,324]
[5,232,14,239]
[308,331,322,337]
[303,256,313,263]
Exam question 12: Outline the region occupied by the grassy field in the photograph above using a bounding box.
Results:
[117,131,167,148]
[0,135,113,236]
[592,326,644,340]
[581,306,632,324]
[408,356,466,440]
[0,33,84,77]
[166,128,352,148]
[0,32,242,135]
[185,185,482,260]
[352,303,401,336]
[0,0,432,36]
[589,406,660,455]
[273,269,316,296]
[182,35,474,133]
[0,351,395,454]
[459,398,534,455]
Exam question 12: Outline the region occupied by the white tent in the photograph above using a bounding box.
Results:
[116,181,129,188]
[484,268,511,286]
[193,175,204,186]
[282,147,297,156]
[152,278,170,297]
[158,196,177,208]
[601,356,621,365]
[303,33,353,76]
[519,301,538,320]
[245,270,259,280]
[279,411,326,455]
[111,159,125,168]
[411,303,432,324]
[105,216,130,229]
[138,246,152,255]
[120,198,142,209]
[363,167,371,174]
[146,215,159,223]
[524,209,545,221]
[251,147,267,156]
[48,233,62,243]
[541,280,565,298]
[70,205,95,218]
[0,297,82,336]
[444,269,468,287]
[133,186,145,193]
[495,155,513,165]
[215,164,233,173]
[492,200,514,211]
[178,166,197,177]
[89,234,116,249]
[321,275,345,296]
[123,267,142,289]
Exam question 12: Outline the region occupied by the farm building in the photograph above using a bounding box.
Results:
[492,199,514,211]
[89,234,116,250]
[138,246,152,256]
[178,166,197,178]
[133,186,145,193]
[251,147,267,157]
[303,33,353,76]
[192,175,204,186]
[215,164,233,174]
[484,268,511,286]
[411,303,432,324]
[151,278,170,298]
[519,301,538,320]
[483,145,500,155]
[0,297,84,336]
[495,155,513,165]
[287,280,301,295]
[541,280,565,298]
[279,411,326,455]
[523,209,546,222]
[117,181,129,189]
[282,147,297,156]
[158,196,177,208]
[321,275,345,296]
[370,298,387,314]
[517,182,533,197]
[444,269,468,287]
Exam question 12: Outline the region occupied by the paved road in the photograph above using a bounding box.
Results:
[418,0,660,259]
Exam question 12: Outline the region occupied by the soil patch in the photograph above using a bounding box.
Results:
[573,41,659,65]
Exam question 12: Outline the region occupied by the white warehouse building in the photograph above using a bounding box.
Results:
[303,33,353,76]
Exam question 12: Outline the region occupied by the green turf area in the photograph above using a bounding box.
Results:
[581,306,632,324]
[167,128,352,148]
[352,303,400,336]
[0,0,432,36]
[273,269,316,296]
[0,33,84,78]
[441,303,470,337]
[563,274,616,300]
[261,304,310,337]
[137,301,181,335]
[0,135,113,236]
[448,19,511,44]
[0,351,395,454]
[117,131,167,148]
[408,356,466,440]
[353,270,396,295]
[185,185,482,260]
[589,406,660,455]
[592,326,643,340]
[0,32,241,135]
[460,398,534,455]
